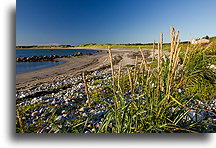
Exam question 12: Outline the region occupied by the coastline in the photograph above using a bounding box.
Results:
[16,48,151,91]
[15,46,216,133]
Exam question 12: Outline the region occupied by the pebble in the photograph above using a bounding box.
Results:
[31,111,39,117]
[55,115,64,123]
[82,113,87,117]
[16,68,215,133]
[79,107,85,112]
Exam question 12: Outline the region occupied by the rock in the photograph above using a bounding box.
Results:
[74,52,83,56]
[62,110,66,114]
[55,115,65,123]
[41,113,46,117]
[188,110,206,121]
[31,111,39,117]
[39,108,44,113]
[90,109,95,113]
[95,123,100,128]
[79,107,85,112]
[62,114,67,117]
[91,128,96,132]
[209,64,216,71]
[82,113,87,117]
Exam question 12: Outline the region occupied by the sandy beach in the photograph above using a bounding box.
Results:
[16,48,151,91]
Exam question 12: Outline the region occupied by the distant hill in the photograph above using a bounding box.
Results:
[16,45,74,49]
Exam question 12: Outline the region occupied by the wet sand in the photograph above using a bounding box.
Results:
[16,48,151,91]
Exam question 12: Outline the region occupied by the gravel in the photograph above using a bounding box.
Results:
[16,67,215,133]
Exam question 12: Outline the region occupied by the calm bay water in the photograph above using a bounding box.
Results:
[16,61,64,74]
[16,49,97,74]
[16,49,97,58]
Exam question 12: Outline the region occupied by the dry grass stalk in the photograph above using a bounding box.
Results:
[139,49,146,85]
[127,67,133,95]
[139,47,148,70]
[117,63,122,91]
[139,60,143,69]
[156,32,163,91]
[138,61,145,85]
[166,27,182,104]
[160,32,163,64]
[158,32,163,73]
[168,27,180,75]
[170,26,175,53]
[152,40,155,62]
[133,56,138,82]
[182,45,189,67]
[172,46,181,75]
[169,26,175,66]
[173,47,182,80]
[146,69,151,87]
[169,27,179,68]
[108,46,115,86]
[172,38,180,65]
[166,27,176,99]
[157,43,161,73]
[82,72,91,107]
[132,56,139,93]
[16,110,24,133]
[173,31,179,48]
[160,32,163,51]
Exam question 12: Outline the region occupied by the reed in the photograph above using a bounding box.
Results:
[117,63,122,91]
[158,32,163,90]
[108,46,115,86]
[166,27,180,96]
[99,26,215,133]
[82,72,91,107]
[16,109,24,133]
[133,56,139,92]
[182,45,189,67]
[152,40,155,62]
[127,67,133,95]
[139,47,148,70]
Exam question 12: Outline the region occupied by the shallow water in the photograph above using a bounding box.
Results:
[16,49,97,74]
[16,49,97,58]
[16,61,64,74]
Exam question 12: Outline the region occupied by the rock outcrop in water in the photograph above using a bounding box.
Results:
[16,52,93,62]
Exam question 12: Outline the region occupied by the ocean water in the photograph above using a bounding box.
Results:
[16,49,97,58]
[16,61,64,74]
[16,49,97,74]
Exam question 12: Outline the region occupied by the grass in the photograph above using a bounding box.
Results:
[96,26,215,133]
[16,26,216,133]
[75,43,173,50]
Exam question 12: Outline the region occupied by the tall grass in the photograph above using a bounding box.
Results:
[96,26,215,133]
[82,72,91,107]
[16,27,215,133]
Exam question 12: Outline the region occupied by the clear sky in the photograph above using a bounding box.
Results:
[16,0,216,46]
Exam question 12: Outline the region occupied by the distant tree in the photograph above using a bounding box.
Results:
[202,36,209,39]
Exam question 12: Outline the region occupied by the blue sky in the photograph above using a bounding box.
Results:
[16,0,216,46]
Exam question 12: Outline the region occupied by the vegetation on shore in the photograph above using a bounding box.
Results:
[96,29,215,133]
[16,27,215,133]
[16,45,74,49]
[16,36,215,50]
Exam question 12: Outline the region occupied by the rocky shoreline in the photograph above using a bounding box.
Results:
[16,48,215,133]
[16,51,98,62]
[16,67,216,133]
[16,69,114,133]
